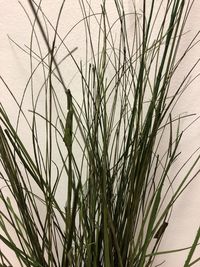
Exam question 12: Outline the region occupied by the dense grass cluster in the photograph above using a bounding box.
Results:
[1,0,200,266]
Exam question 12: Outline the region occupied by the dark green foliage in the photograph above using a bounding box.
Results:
[0,1,200,266]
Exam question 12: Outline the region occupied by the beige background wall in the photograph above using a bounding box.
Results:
[1,1,200,266]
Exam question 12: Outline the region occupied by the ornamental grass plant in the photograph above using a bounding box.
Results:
[0,0,200,266]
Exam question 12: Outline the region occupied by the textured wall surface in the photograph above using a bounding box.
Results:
[1,1,200,266]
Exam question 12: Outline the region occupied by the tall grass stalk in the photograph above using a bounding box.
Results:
[0,0,200,266]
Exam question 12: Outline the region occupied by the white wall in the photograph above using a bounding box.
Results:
[1,1,200,266]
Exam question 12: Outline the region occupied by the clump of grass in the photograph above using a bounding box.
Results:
[1,0,200,266]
